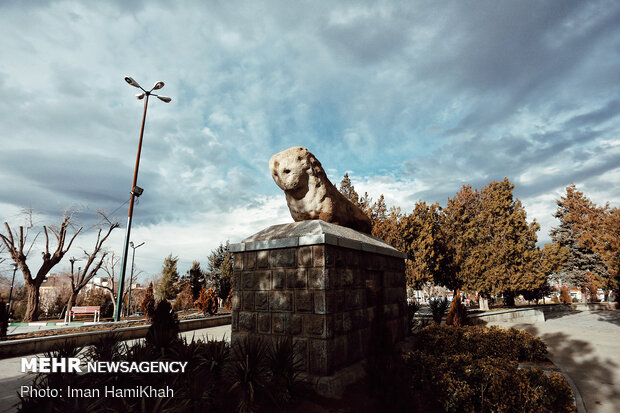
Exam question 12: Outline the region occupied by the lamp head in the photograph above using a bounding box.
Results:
[124,76,142,89]
[132,185,144,197]
[157,95,172,103]
[152,81,165,90]
[136,93,145,100]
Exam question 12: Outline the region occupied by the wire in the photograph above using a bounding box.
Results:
[84,197,130,231]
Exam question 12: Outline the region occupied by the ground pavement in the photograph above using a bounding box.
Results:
[490,310,620,413]
[0,324,231,413]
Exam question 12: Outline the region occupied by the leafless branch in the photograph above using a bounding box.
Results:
[18,226,24,254]
[101,252,121,300]
[70,215,118,293]
[0,244,6,266]
[97,210,113,226]
[5,223,15,246]
[21,207,34,241]
[25,232,40,257]
[43,226,50,256]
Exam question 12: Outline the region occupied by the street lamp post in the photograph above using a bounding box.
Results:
[114,77,171,322]
[64,257,78,322]
[126,241,145,317]
[7,263,18,316]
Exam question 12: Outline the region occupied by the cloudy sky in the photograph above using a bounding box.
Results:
[1,1,619,281]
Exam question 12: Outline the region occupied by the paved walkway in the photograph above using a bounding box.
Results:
[0,325,231,413]
[491,310,620,413]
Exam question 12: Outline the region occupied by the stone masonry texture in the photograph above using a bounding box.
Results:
[231,244,407,376]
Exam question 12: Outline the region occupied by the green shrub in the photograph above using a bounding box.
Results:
[19,340,94,412]
[86,332,124,362]
[195,286,219,315]
[266,337,304,407]
[169,337,230,409]
[145,299,180,352]
[403,324,571,412]
[416,324,547,362]
[173,282,194,311]
[407,300,420,334]
[445,291,469,327]
[515,329,548,362]
[403,350,573,412]
[559,286,572,304]
[206,287,219,314]
[429,297,449,324]
[518,368,574,412]
[225,287,234,310]
[140,282,156,321]
[228,335,271,413]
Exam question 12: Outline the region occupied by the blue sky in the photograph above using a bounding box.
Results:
[1,1,619,281]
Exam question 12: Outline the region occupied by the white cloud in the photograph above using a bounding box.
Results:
[127,195,292,277]
[1,0,619,278]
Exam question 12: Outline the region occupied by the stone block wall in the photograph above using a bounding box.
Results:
[231,244,407,376]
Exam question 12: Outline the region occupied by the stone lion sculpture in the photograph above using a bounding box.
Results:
[269,146,373,234]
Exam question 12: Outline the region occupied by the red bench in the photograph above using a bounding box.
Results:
[65,306,100,323]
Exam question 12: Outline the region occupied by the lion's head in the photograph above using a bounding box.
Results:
[269,146,324,192]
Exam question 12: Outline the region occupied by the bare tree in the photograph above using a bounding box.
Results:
[101,252,124,317]
[100,251,145,317]
[66,213,119,317]
[0,243,6,265]
[0,213,82,321]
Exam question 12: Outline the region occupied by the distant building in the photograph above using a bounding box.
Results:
[86,276,110,292]
[85,276,144,293]
[566,287,604,302]
[39,273,72,315]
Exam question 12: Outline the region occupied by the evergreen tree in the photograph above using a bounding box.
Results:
[156,254,180,300]
[207,243,226,287]
[338,173,374,217]
[195,286,218,316]
[173,282,194,311]
[472,179,543,305]
[524,242,568,302]
[568,190,619,298]
[592,207,619,295]
[442,184,481,292]
[445,290,469,327]
[140,282,156,321]
[443,179,545,306]
[186,261,205,300]
[371,194,388,226]
[400,201,452,289]
[550,185,608,292]
[219,250,233,303]
[369,195,404,250]
[207,242,233,299]
[339,173,359,205]
[359,191,373,216]
[596,208,619,298]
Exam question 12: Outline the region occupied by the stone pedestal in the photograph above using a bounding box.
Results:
[230,220,407,378]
